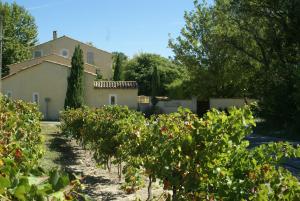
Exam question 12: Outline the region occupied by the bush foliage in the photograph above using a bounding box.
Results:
[0,96,83,201]
[60,105,300,200]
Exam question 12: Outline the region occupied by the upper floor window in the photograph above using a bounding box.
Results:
[34,50,43,58]
[32,92,39,104]
[109,94,117,105]
[60,49,69,58]
[95,68,102,80]
[87,51,94,65]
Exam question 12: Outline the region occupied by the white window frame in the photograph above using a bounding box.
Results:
[60,48,69,58]
[32,92,40,105]
[34,50,43,58]
[5,90,12,98]
[109,94,117,105]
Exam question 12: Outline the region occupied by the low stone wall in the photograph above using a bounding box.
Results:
[157,99,197,113]
[138,97,197,114]
[209,98,257,109]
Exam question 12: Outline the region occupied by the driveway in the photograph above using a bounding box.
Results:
[246,134,300,179]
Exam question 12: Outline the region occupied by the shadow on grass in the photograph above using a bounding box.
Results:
[48,133,79,167]
[46,133,126,200]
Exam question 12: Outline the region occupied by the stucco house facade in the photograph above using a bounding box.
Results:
[1,32,138,120]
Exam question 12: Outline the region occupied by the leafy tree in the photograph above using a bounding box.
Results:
[151,65,160,105]
[113,53,122,80]
[123,53,186,96]
[64,45,84,109]
[228,0,299,131]
[169,1,254,100]
[0,2,38,77]
[112,52,127,81]
[170,0,300,132]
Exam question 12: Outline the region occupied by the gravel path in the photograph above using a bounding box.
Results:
[41,122,165,201]
[246,134,300,179]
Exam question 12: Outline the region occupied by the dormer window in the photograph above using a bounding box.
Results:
[34,50,43,58]
[87,51,94,65]
[60,49,69,58]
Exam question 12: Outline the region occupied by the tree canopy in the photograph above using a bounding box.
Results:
[64,45,84,109]
[170,0,300,132]
[151,65,160,105]
[0,2,38,77]
[112,52,127,81]
[123,53,187,97]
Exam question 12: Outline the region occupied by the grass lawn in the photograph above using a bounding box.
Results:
[39,122,63,171]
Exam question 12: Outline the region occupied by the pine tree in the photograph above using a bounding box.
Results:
[113,53,122,81]
[64,45,84,109]
[151,65,160,106]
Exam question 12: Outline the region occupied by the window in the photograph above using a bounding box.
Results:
[60,49,69,58]
[32,92,39,104]
[109,94,117,105]
[87,51,94,64]
[95,68,102,80]
[5,91,12,98]
[34,50,43,58]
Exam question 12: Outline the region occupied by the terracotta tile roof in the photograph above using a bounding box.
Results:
[94,81,138,89]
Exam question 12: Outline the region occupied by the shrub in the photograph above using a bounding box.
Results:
[60,105,300,200]
[0,95,83,200]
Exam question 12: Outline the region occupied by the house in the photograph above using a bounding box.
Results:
[1,31,138,120]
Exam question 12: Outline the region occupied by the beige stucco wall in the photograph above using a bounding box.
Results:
[84,72,138,109]
[209,98,257,109]
[2,62,69,120]
[156,98,197,114]
[32,36,113,79]
[2,62,138,120]
[9,54,103,76]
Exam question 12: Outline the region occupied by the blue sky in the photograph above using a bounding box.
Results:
[4,0,205,58]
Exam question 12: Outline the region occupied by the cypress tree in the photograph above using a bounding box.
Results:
[151,65,160,106]
[64,45,84,109]
[113,53,122,81]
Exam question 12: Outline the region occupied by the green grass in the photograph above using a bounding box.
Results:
[39,123,63,171]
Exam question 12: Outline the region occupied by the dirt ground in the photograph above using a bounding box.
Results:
[40,122,166,201]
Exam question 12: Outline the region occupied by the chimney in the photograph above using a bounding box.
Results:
[53,31,57,40]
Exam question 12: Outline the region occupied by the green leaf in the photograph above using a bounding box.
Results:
[49,169,60,187]
[14,185,27,201]
[53,173,70,191]
[0,176,11,188]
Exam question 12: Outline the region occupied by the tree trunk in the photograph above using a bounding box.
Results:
[147,175,153,201]
[106,157,111,173]
[118,162,122,181]
[172,186,177,200]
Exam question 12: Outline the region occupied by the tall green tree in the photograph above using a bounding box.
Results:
[151,65,160,105]
[64,45,84,109]
[218,0,300,130]
[123,53,186,96]
[0,2,37,77]
[113,53,122,80]
[170,0,300,132]
[112,52,127,81]
[169,1,253,100]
